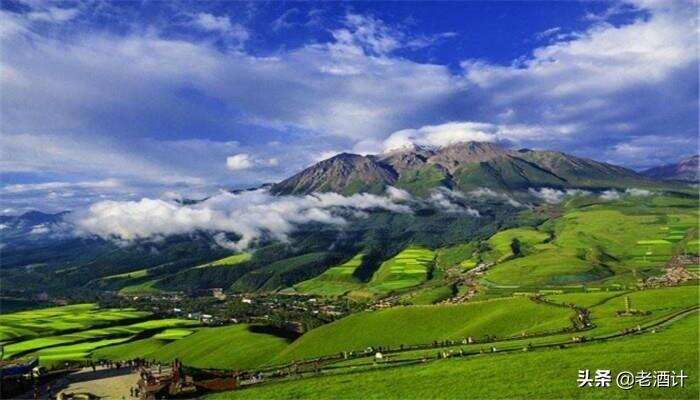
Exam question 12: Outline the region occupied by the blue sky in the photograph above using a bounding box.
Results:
[0,0,697,213]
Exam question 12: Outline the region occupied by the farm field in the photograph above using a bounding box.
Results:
[0,304,199,366]
[293,253,365,296]
[366,246,436,295]
[0,304,150,342]
[481,195,699,289]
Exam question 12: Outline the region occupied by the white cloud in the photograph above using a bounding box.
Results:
[469,187,522,207]
[529,188,566,204]
[2,179,122,194]
[191,13,249,42]
[0,1,697,213]
[0,133,204,186]
[529,188,592,204]
[226,154,254,171]
[536,27,562,40]
[27,7,79,23]
[625,188,652,196]
[385,186,412,201]
[459,0,697,165]
[428,188,480,216]
[381,121,572,152]
[70,189,412,250]
[29,224,50,235]
[600,190,621,200]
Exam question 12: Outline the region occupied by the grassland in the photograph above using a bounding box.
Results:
[436,243,477,270]
[482,195,699,289]
[209,310,699,400]
[0,304,200,368]
[91,338,170,361]
[293,254,365,296]
[274,297,573,362]
[149,324,290,370]
[0,304,150,342]
[2,317,199,360]
[100,269,149,280]
[481,227,550,263]
[366,246,435,295]
[196,253,252,269]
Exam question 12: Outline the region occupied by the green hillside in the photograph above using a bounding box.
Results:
[274,297,572,362]
[196,253,252,269]
[366,246,435,295]
[293,253,365,296]
[209,310,698,400]
[0,303,150,342]
[149,324,291,370]
[482,195,699,288]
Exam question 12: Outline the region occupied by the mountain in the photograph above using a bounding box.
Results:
[0,210,71,240]
[270,153,397,195]
[271,141,655,196]
[641,155,699,182]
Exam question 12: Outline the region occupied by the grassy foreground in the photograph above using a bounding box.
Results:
[209,311,699,400]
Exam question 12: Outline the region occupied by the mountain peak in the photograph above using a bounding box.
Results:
[271,153,396,195]
[641,154,699,182]
[271,141,665,196]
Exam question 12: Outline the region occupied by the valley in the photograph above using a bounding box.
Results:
[1,178,698,399]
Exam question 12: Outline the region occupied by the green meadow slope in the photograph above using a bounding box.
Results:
[293,253,365,296]
[210,309,699,400]
[0,304,150,342]
[482,195,699,288]
[148,324,291,370]
[274,297,572,362]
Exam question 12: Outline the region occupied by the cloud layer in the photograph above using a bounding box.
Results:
[70,189,412,249]
[0,0,696,211]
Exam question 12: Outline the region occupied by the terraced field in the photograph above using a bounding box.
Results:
[482,195,699,289]
[366,246,436,295]
[0,304,150,342]
[293,254,365,296]
[0,304,199,367]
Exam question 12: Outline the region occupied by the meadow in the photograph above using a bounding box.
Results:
[148,324,291,370]
[0,304,150,342]
[209,310,699,400]
[482,195,699,289]
[273,296,573,362]
[0,304,199,367]
[196,253,252,269]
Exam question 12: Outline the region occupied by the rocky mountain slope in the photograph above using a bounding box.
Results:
[272,142,655,196]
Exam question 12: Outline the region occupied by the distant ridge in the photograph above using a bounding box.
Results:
[271,141,656,196]
[641,155,699,182]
